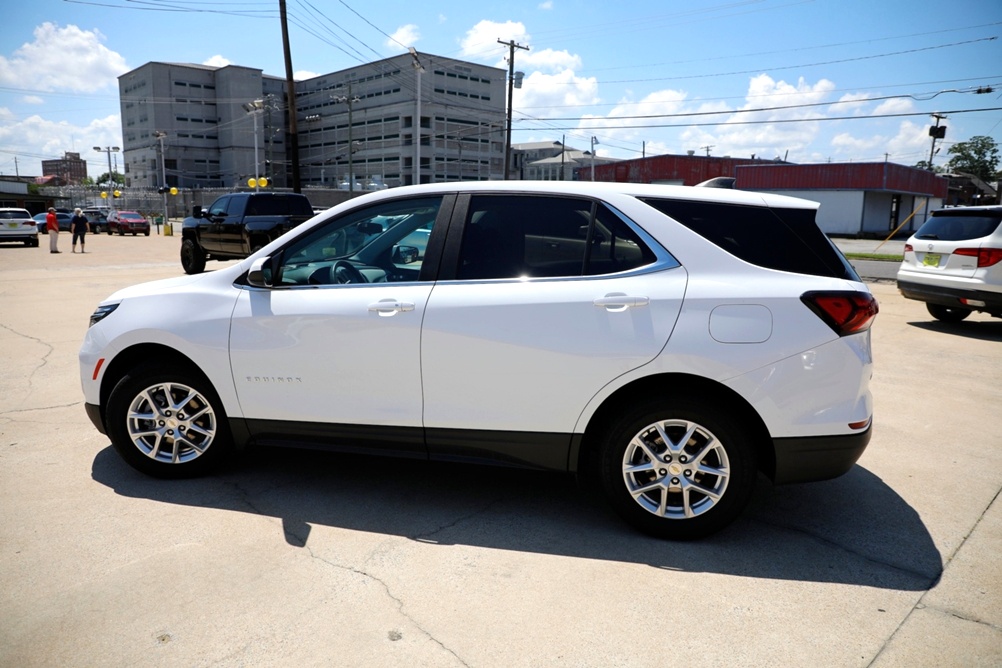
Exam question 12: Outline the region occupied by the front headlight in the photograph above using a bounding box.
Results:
[89,302,120,327]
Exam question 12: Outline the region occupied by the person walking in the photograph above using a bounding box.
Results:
[46,207,60,253]
[70,208,90,253]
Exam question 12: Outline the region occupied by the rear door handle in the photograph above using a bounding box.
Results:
[593,295,650,310]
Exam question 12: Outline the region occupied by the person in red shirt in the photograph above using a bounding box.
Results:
[46,208,60,253]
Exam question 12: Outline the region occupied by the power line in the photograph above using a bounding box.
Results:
[510,106,1002,132]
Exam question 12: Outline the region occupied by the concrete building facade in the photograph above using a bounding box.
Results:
[511,141,619,181]
[118,54,506,191]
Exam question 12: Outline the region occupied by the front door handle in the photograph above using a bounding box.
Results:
[368,300,415,315]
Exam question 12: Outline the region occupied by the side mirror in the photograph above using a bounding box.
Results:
[247,256,273,288]
[192,205,203,218]
[393,245,419,264]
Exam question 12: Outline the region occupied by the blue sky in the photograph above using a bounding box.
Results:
[1,0,1000,178]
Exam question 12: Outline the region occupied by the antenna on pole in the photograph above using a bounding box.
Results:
[701,145,715,156]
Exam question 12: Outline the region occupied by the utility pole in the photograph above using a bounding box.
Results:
[279,0,301,192]
[927,113,947,171]
[701,145,715,157]
[498,38,529,180]
[409,48,425,187]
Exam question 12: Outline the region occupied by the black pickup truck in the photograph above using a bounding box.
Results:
[180,192,314,274]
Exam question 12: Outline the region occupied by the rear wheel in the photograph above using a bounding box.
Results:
[180,238,207,274]
[599,397,757,539]
[927,303,971,323]
[106,363,232,478]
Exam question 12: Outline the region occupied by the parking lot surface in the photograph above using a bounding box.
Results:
[1,230,1000,666]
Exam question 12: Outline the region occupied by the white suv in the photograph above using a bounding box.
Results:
[897,205,1002,322]
[0,207,39,247]
[80,182,878,539]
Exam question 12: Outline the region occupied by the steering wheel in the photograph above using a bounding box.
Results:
[331,260,367,284]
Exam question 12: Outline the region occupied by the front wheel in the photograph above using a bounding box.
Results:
[180,238,207,274]
[599,398,757,539]
[106,363,232,478]
[927,303,971,323]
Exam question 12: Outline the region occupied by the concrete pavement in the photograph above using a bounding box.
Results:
[1,231,1000,666]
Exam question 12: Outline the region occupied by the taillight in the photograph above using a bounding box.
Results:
[904,243,913,253]
[801,291,879,336]
[954,247,1002,267]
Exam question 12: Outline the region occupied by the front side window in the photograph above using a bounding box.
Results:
[207,196,229,217]
[270,197,442,286]
[456,195,657,280]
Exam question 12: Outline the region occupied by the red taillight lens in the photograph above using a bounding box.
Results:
[801,291,879,336]
[954,247,1002,267]
[904,243,914,253]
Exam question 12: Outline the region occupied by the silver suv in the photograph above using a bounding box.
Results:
[897,205,1002,322]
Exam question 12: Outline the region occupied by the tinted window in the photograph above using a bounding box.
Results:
[917,209,1002,241]
[272,197,442,286]
[0,210,30,220]
[641,198,857,280]
[246,195,314,217]
[457,195,656,280]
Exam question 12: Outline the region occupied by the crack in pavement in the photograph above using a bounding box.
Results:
[865,484,1002,666]
[0,322,56,409]
[750,515,942,586]
[219,476,477,666]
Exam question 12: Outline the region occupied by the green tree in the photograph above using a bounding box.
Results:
[81,176,95,186]
[96,171,125,187]
[945,136,1000,182]
[913,160,943,173]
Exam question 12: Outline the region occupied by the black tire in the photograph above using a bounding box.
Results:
[118,228,125,236]
[106,363,232,478]
[180,238,207,274]
[598,398,757,539]
[927,303,971,323]
[144,230,150,236]
[107,227,112,235]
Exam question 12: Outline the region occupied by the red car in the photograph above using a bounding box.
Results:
[107,211,150,236]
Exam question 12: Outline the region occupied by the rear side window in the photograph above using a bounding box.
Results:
[641,198,858,280]
[246,196,314,217]
[456,195,657,280]
[916,210,1002,241]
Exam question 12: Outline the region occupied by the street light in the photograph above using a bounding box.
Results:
[590,137,599,181]
[93,145,120,191]
[243,99,265,190]
[332,86,361,192]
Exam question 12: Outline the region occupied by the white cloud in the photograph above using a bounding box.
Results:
[872,98,915,116]
[295,70,321,81]
[23,95,44,104]
[0,113,121,176]
[202,55,232,68]
[521,48,581,73]
[674,75,839,161]
[539,1,554,8]
[387,24,420,50]
[0,23,128,93]
[517,69,599,118]
[461,20,529,62]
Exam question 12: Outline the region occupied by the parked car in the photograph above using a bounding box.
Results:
[33,211,72,234]
[107,210,150,236]
[82,208,109,233]
[180,192,314,273]
[897,205,1002,322]
[0,207,39,247]
[80,182,878,539]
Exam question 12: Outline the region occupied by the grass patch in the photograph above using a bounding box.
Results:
[844,252,903,262]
